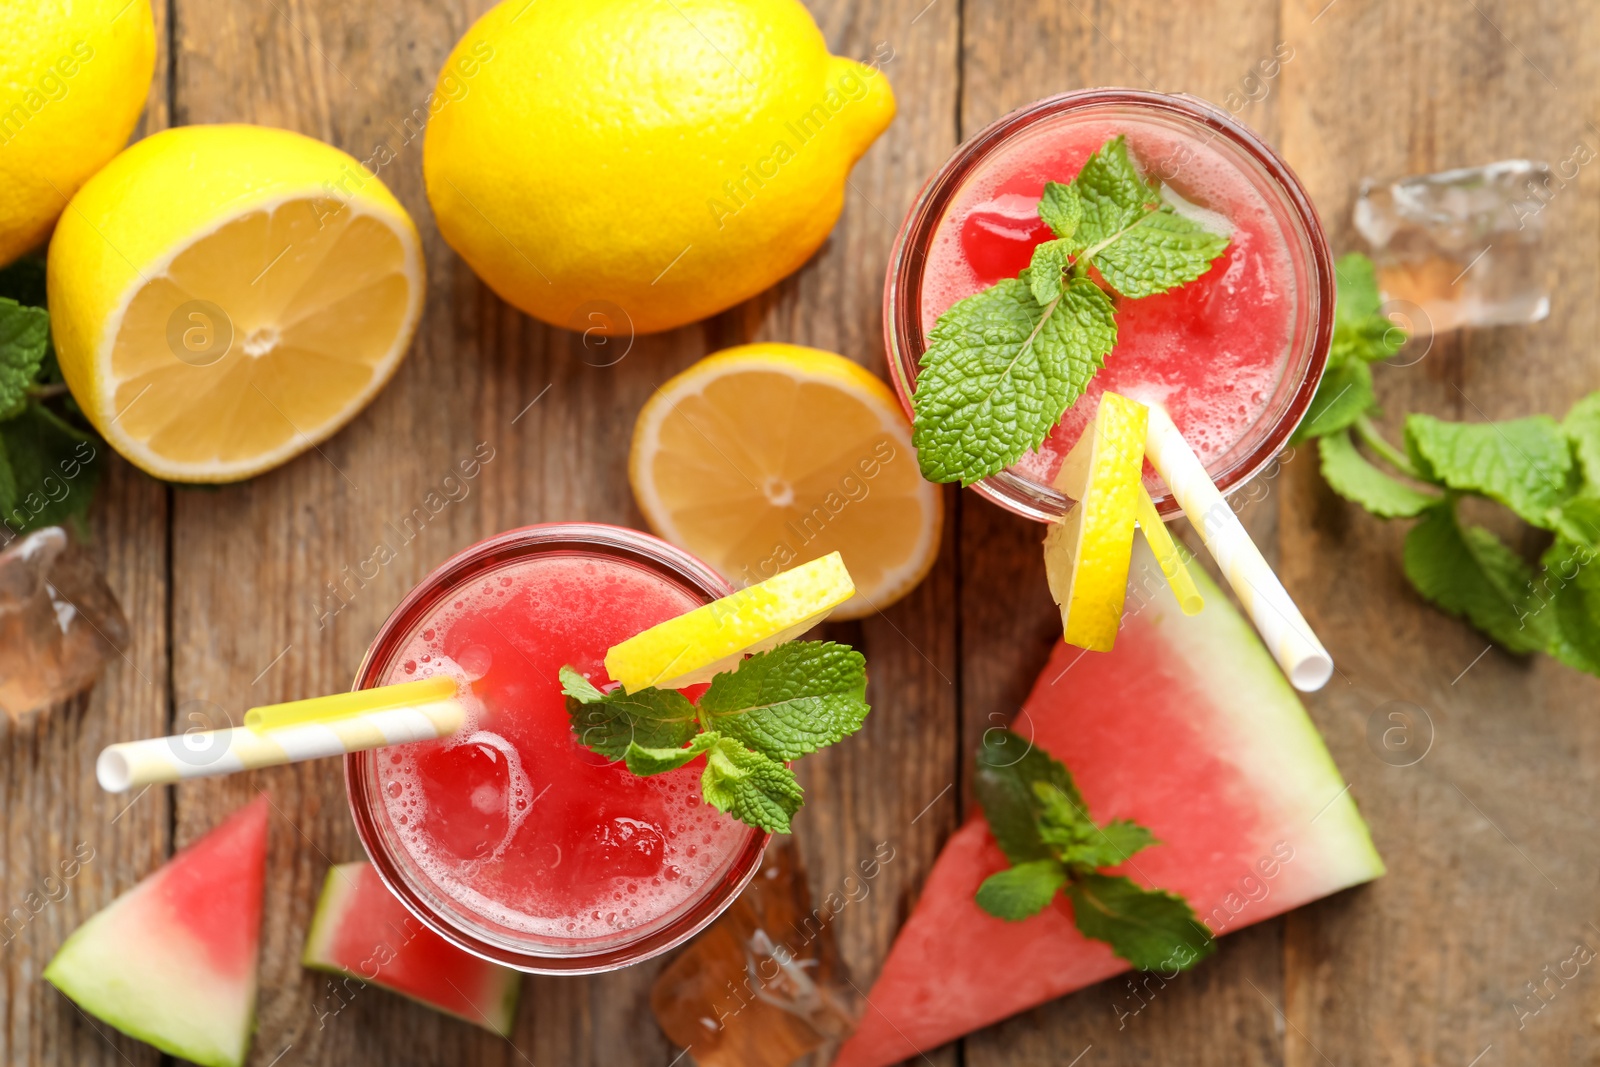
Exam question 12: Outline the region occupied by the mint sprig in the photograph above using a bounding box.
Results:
[1299,252,1600,677]
[972,730,1214,972]
[561,640,869,834]
[911,136,1230,486]
[0,258,102,543]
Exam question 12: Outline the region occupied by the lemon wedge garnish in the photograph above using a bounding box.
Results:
[605,552,855,692]
[1043,393,1148,652]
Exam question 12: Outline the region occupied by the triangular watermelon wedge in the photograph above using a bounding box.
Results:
[45,794,269,1067]
[835,546,1384,1067]
[301,861,521,1037]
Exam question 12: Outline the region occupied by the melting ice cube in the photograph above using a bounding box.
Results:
[0,527,131,720]
[1353,159,1554,334]
[651,840,858,1066]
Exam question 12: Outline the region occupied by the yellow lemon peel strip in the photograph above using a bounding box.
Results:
[605,552,855,693]
[1135,487,1204,615]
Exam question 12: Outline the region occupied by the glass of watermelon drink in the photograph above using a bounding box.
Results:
[885,89,1335,521]
[346,523,767,974]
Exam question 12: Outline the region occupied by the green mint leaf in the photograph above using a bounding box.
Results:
[1025,239,1072,306]
[1405,413,1573,529]
[558,665,604,703]
[698,640,869,761]
[974,730,1085,865]
[1032,781,1092,835]
[1090,205,1229,299]
[1333,252,1383,324]
[0,405,100,537]
[975,859,1067,921]
[1331,253,1405,362]
[973,736,1204,967]
[1335,320,1405,364]
[1037,181,1082,242]
[912,277,1113,485]
[1067,135,1158,253]
[1562,392,1600,488]
[701,737,803,834]
[624,731,720,776]
[1554,491,1600,547]
[1541,538,1600,675]
[1068,819,1159,870]
[1032,780,1156,870]
[1318,430,1441,517]
[0,297,51,419]
[1292,355,1373,443]
[1066,873,1215,971]
[1402,503,1549,655]
[562,667,699,759]
[913,281,1052,485]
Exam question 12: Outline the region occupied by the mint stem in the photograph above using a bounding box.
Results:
[1354,415,1423,479]
[26,383,68,400]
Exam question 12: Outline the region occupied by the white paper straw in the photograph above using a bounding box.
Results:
[95,698,465,792]
[1143,404,1334,691]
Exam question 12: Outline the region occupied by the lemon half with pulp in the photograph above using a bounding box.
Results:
[630,344,941,619]
[48,124,424,482]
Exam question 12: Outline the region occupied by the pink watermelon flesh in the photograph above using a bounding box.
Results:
[301,861,520,1037]
[44,794,269,1067]
[835,549,1384,1067]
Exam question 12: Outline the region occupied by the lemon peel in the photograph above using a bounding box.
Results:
[605,552,855,692]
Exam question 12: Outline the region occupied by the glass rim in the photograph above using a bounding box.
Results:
[882,87,1334,522]
[346,522,769,975]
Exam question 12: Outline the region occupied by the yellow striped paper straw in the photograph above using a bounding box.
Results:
[1135,486,1204,616]
[95,677,465,793]
[1143,404,1333,691]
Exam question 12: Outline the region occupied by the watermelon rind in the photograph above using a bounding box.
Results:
[1140,546,1385,884]
[43,797,267,1067]
[45,905,255,1067]
[302,862,521,1038]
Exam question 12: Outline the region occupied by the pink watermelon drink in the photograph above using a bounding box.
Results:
[347,524,766,974]
[885,89,1333,521]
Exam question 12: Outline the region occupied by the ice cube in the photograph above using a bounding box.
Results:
[1353,160,1553,333]
[651,840,858,1067]
[0,527,131,721]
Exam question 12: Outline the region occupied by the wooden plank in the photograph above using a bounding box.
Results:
[166,1,538,1063]
[762,6,962,1062]
[159,1,963,1065]
[956,2,1297,1064]
[1276,1,1600,1064]
[3,3,173,1062]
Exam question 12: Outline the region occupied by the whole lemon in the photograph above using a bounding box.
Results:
[422,0,894,336]
[0,0,156,266]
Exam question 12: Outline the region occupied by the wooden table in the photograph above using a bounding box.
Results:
[6,1,1598,1064]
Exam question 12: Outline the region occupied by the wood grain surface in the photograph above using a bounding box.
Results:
[3,0,1598,1064]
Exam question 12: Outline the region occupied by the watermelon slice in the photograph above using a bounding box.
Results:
[834,547,1384,1067]
[44,794,269,1067]
[301,861,521,1036]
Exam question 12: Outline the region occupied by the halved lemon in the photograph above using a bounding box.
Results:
[1043,392,1148,652]
[629,343,941,619]
[606,551,855,693]
[48,124,424,482]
